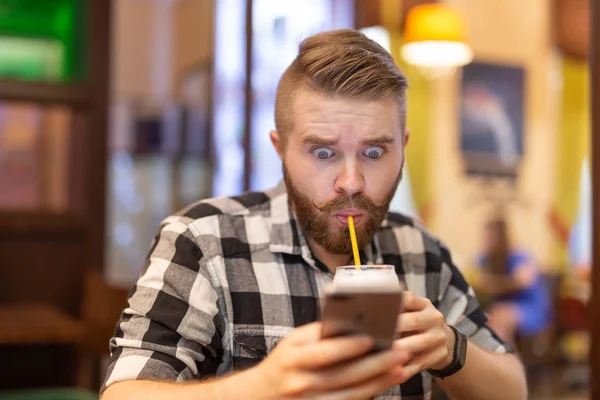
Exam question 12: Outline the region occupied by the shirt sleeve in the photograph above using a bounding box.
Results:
[436,243,514,354]
[476,253,487,269]
[101,216,224,393]
[509,250,533,272]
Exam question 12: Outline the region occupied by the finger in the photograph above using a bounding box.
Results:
[309,348,410,392]
[393,330,447,356]
[397,308,444,333]
[402,292,430,312]
[402,346,449,379]
[314,367,404,400]
[291,335,375,369]
[286,322,323,345]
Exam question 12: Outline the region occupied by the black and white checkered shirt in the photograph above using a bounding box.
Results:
[103,182,511,398]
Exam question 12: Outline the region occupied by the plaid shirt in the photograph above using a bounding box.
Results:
[103,182,511,399]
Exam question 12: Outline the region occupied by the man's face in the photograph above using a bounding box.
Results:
[272,90,408,254]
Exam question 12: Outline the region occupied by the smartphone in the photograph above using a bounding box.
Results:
[320,290,403,351]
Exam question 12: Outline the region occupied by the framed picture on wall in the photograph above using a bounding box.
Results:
[460,62,525,178]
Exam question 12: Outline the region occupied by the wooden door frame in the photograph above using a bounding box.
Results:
[85,0,111,273]
[590,0,599,397]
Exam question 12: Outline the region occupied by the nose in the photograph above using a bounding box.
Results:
[335,163,365,197]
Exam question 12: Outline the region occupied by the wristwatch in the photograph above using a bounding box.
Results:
[427,325,467,379]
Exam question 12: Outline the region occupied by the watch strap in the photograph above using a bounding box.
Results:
[427,325,467,379]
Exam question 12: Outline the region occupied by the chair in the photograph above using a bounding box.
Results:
[0,271,129,398]
[77,271,130,390]
[514,272,562,395]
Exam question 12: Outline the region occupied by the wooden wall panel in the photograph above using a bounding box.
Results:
[354,0,437,30]
[554,0,589,60]
[0,238,86,315]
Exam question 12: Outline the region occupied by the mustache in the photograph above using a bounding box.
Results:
[312,194,380,213]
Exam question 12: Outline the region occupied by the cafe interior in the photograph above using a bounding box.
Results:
[0,0,598,399]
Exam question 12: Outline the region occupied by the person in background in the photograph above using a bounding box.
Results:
[474,217,551,347]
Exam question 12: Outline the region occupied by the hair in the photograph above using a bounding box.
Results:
[484,217,511,275]
[274,29,409,141]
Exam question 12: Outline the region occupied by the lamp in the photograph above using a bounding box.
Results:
[401,4,473,73]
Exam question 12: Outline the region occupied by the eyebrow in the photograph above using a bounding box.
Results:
[301,134,395,147]
[363,136,395,146]
[301,134,337,146]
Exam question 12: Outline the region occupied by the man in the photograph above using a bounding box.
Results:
[102,29,527,399]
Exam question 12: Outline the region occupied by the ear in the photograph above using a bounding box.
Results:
[404,128,410,147]
[270,130,284,160]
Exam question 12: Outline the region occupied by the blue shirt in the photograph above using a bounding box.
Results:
[479,250,551,335]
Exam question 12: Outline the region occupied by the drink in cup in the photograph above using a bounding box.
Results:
[331,265,402,292]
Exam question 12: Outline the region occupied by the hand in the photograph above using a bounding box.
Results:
[394,292,455,380]
[255,322,410,399]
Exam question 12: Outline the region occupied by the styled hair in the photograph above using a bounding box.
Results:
[274,29,409,139]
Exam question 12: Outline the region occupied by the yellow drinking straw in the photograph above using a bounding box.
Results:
[347,216,362,270]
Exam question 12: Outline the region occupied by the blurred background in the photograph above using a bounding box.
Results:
[0,0,596,399]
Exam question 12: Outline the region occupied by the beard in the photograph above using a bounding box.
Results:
[284,166,403,255]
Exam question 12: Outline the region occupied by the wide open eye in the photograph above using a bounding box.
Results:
[313,147,334,160]
[364,147,384,159]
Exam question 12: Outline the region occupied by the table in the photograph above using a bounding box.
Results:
[0,303,83,345]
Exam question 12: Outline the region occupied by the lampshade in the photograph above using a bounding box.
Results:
[401,4,473,69]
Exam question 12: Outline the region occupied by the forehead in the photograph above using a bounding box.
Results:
[290,90,403,138]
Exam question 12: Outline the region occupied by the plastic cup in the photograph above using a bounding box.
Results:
[331,265,401,292]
